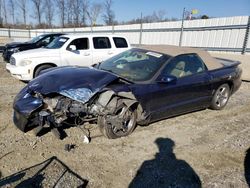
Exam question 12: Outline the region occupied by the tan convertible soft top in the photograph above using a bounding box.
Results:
[140,45,223,70]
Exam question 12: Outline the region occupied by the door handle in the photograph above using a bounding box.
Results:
[108,51,113,55]
[84,52,90,56]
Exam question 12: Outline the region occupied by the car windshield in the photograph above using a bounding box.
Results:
[45,37,69,49]
[28,35,46,43]
[99,48,170,82]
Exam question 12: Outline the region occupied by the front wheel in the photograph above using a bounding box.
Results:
[210,84,230,110]
[98,104,137,139]
[34,64,54,78]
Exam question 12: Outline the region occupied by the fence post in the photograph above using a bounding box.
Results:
[179,8,185,47]
[112,24,114,34]
[8,27,11,38]
[242,16,250,55]
[28,28,31,39]
[139,13,143,46]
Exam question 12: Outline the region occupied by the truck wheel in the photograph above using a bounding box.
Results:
[98,103,137,139]
[34,64,54,78]
[210,84,230,110]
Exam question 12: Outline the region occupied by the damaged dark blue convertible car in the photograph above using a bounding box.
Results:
[13,45,242,139]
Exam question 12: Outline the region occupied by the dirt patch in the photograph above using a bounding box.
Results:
[0,60,250,187]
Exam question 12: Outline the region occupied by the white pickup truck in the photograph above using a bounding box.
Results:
[6,34,131,81]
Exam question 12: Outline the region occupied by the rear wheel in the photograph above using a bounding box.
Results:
[98,103,137,139]
[34,64,54,78]
[210,84,230,110]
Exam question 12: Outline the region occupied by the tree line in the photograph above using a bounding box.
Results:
[0,0,116,29]
[0,0,209,29]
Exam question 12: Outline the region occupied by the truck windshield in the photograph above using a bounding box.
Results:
[45,37,69,49]
[28,35,45,43]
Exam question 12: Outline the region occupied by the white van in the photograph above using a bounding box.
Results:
[6,34,131,81]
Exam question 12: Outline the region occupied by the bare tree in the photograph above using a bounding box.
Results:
[102,0,115,25]
[73,0,82,27]
[0,1,2,26]
[123,10,169,25]
[65,0,83,27]
[87,3,102,26]
[81,0,89,26]
[56,0,67,27]
[155,10,167,21]
[43,0,54,27]
[17,0,28,25]
[31,0,43,26]
[8,0,15,25]
[143,10,167,23]
[2,0,7,25]
[66,0,74,26]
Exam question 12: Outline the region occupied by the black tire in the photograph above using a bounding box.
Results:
[98,103,137,139]
[34,64,54,78]
[210,84,230,110]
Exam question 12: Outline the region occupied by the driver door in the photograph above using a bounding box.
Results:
[147,54,212,121]
[62,37,93,67]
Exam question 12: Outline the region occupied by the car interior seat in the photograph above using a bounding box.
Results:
[170,61,186,78]
[185,57,203,76]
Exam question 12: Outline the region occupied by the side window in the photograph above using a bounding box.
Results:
[50,35,59,43]
[113,37,128,48]
[185,54,207,75]
[41,36,51,44]
[93,37,111,49]
[37,36,51,46]
[67,38,89,50]
[162,54,206,78]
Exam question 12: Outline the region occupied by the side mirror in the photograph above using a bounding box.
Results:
[68,45,76,51]
[157,75,177,84]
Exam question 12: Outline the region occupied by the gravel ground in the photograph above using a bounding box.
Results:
[0,59,250,187]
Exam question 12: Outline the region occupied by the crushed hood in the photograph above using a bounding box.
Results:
[28,67,119,102]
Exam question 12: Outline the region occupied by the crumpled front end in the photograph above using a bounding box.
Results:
[12,67,121,135]
[13,86,99,133]
[13,86,43,132]
[13,84,143,139]
[12,66,146,139]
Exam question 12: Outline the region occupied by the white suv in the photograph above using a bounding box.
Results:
[6,34,131,81]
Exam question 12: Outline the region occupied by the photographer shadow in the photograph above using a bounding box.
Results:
[129,138,201,188]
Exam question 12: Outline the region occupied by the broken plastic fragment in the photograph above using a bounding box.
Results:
[83,135,90,144]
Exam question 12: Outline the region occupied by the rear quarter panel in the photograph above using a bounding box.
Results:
[208,64,242,95]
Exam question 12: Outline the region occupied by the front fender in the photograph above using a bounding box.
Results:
[14,85,43,117]
[13,86,43,132]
